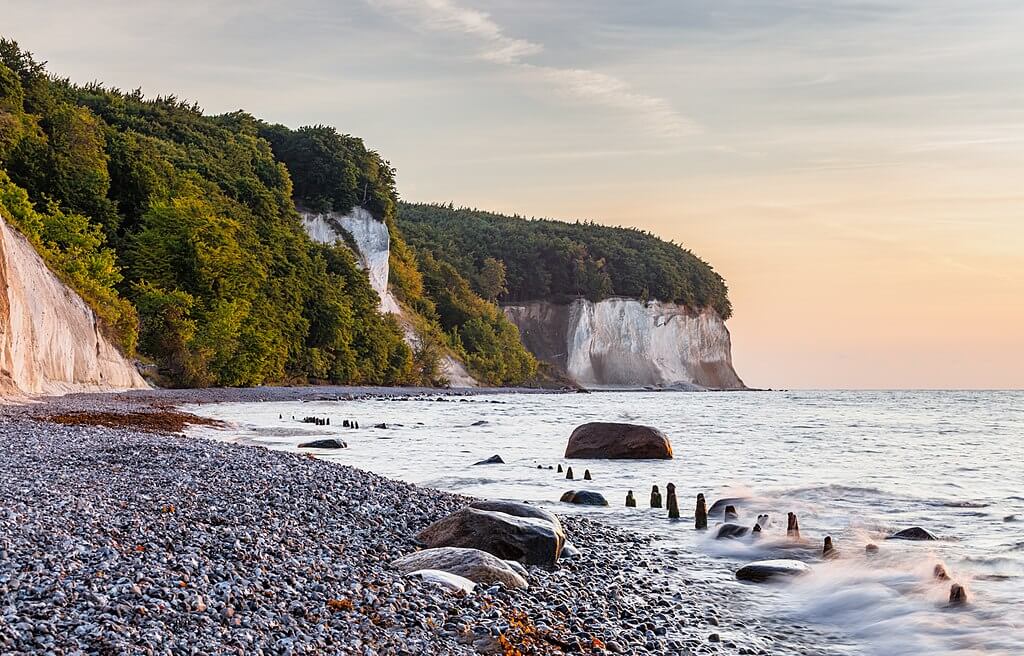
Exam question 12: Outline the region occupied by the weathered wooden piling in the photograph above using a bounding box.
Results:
[625,491,637,507]
[583,469,592,480]
[650,485,662,509]
[565,467,574,480]
[695,493,708,530]
[786,512,801,539]
[823,536,836,558]
[666,483,680,519]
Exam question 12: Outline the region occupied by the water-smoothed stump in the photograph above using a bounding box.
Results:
[343,419,350,428]
[650,485,663,509]
[756,514,770,529]
[751,523,762,537]
[584,469,592,480]
[949,583,968,606]
[666,483,680,519]
[865,543,879,556]
[823,536,837,559]
[787,512,801,539]
[566,467,574,480]
[934,564,950,581]
[626,491,637,507]
[557,464,563,473]
[279,414,282,419]
[724,505,739,522]
[695,493,708,530]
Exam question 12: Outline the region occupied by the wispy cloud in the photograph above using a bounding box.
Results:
[366,0,699,137]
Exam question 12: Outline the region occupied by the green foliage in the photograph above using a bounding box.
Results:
[399,202,733,319]
[0,38,413,388]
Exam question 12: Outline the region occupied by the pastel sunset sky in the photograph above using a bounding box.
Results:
[5,0,1022,389]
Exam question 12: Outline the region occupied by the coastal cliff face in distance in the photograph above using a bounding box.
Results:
[504,299,744,390]
[298,208,478,387]
[0,218,148,397]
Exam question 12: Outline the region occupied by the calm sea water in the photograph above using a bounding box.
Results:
[189,391,1024,655]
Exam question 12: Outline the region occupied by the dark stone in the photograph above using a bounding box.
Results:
[564,422,673,459]
[297,439,347,449]
[560,490,609,506]
[472,454,504,466]
[708,497,748,517]
[736,559,810,582]
[865,543,879,555]
[695,493,708,530]
[417,507,562,567]
[887,527,938,541]
[374,423,389,429]
[716,523,749,539]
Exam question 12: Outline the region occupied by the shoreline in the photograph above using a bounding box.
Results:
[2,392,810,655]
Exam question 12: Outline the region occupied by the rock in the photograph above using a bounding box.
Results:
[297,439,347,449]
[405,569,476,595]
[564,422,673,459]
[373,423,389,429]
[417,507,562,567]
[472,455,504,465]
[887,527,938,541]
[695,493,708,530]
[625,491,637,507]
[865,543,879,555]
[560,541,581,559]
[467,500,566,555]
[735,559,811,583]
[715,523,749,539]
[393,548,527,589]
[708,497,748,517]
[948,583,968,606]
[560,490,609,506]
[724,505,739,522]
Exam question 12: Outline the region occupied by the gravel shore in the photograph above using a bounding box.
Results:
[1,393,813,655]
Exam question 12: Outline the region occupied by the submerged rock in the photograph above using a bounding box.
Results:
[564,422,673,459]
[417,507,561,567]
[736,559,811,583]
[472,454,504,465]
[297,439,347,449]
[887,527,938,541]
[715,523,749,540]
[393,547,528,589]
[708,497,748,517]
[560,490,609,506]
[948,583,969,606]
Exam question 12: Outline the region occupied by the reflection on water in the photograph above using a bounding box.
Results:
[189,390,1024,655]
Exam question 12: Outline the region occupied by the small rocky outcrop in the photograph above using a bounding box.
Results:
[565,422,673,459]
[392,547,527,589]
[887,527,938,541]
[297,439,347,449]
[416,507,561,568]
[405,569,476,595]
[472,454,504,465]
[736,559,810,582]
[559,490,609,506]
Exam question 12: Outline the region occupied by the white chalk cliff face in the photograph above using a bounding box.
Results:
[0,218,148,398]
[299,208,477,387]
[503,298,744,390]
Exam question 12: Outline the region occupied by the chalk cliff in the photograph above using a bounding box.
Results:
[0,218,148,398]
[503,298,744,390]
[298,209,477,387]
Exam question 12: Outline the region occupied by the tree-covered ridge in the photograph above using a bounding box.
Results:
[0,39,412,387]
[398,203,733,319]
[259,124,536,386]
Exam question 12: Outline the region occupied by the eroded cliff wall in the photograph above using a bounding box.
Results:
[0,218,148,398]
[504,298,744,390]
[299,209,477,387]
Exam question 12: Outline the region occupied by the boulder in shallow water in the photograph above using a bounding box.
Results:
[472,454,504,465]
[716,523,750,539]
[405,569,476,594]
[565,422,673,459]
[560,490,609,506]
[393,547,527,589]
[887,527,938,541]
[297,439,347,449]
[417,507,561,567]
[736,559,811,583]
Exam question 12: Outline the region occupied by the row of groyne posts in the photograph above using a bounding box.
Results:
[286,415,360,429]
[558,464,969,606]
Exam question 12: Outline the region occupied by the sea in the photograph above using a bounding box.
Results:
[187,390,1024,655]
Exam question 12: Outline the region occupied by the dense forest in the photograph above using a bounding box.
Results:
[0,39,534,387]
[398,203,733,319]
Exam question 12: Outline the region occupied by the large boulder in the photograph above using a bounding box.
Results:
[297,438,346,449]
[393,548,527,589]
[417,507,562,567]
[468,500,566,552]
[736,559,810,583]
[560,490,609,506]
[565,422,672,459]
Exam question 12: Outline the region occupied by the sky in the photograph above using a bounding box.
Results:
[3,0,1022,389]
